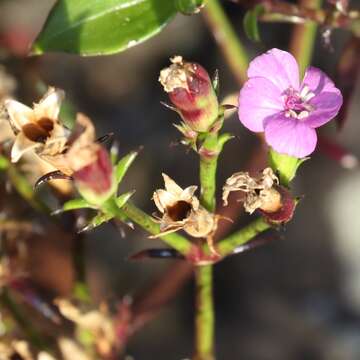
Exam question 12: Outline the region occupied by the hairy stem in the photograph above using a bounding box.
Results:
[289,0,323,76]
[203,0,249,85]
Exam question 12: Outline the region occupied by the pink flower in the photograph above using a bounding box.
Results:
[238,48,343,158]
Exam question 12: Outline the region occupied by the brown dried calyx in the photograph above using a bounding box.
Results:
[222,167,282,214]
[223,167,296,224]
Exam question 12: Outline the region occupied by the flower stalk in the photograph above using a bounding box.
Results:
[216,217,270,257]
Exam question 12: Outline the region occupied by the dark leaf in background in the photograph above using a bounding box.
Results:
[336,37,360,130]
[31,0,178,56]
[129,248,185,260]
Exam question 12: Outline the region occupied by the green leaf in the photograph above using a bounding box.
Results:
[116,190,135,208]
[79,212,114,233]
[32,0,177,56]
[268,148,308,186]
[243,4,264,42]
[116,151,138,184]
[52,198,94,215]
[63,198,93,211]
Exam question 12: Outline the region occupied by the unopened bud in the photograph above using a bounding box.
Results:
[73,146,116,206]
[159,56,219,132]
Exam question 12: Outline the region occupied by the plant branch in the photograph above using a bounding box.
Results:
[289,0,324,77]
[199,133,219,212]
[216,217,270,257]
[119,201,194,256]
[193,265,215,360]
[203,0,249,85]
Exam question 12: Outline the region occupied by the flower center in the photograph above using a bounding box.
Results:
[283,86,315,120]
[22,117,54,143]
[167,200,192,221]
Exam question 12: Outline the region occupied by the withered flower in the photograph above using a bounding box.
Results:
[56,299,116,359]
[223,168,281,213]
[4,87,68,162]
[41,113,116,205]
[223,168,295,223]
[153,174,217,238]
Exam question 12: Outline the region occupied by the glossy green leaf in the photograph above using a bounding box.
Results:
[116,151,138,184]
[268,148,308,186]
[32,0,177,56]
[243,4,265,42]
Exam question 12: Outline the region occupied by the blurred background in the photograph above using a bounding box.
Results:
[0,0,359,359]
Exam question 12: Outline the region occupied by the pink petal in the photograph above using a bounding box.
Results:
[301,67,343,128]
[264,114,317,158]
[305,92,343,128]
[238,77,283,132]
[248,48,300,91]
[302,66,339,95]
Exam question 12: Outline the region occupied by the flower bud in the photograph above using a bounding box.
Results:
[73,146,116,206]
[159,56,219,132]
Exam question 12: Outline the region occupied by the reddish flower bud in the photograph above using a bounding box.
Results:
[73,146,116,205]
[259,185,296,225]
[159,56,219,132]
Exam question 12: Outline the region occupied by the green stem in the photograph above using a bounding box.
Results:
[194,265,215,360]
[194,130,225,360]
[199,133,219,213]
[203,0,249,85]
[289,0,323,77]
[217,217,270,257]
[119,201,194,256]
